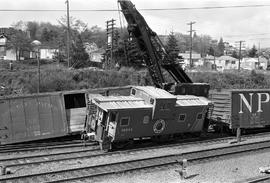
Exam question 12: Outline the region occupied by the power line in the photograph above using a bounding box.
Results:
[224,33,270,37]
[0,4,269,12]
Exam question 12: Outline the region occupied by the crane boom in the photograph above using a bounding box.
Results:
[118,0,209,97]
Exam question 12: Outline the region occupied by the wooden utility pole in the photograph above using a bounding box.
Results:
[236,40,245,71]
[258,42,260,69]
[66,0,71,68]
[187,21,196,68]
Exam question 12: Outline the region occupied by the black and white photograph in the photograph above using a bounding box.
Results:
[0,0,270,182]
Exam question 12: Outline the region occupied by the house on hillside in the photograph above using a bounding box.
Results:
[178,52,202,67]
[215,55,238,71]
[0,34,17,60]
[203,55,216,69]
[241,57,268,70]
[39,46,59,60]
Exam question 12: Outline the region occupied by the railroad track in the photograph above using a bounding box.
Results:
[0,140,96,154]
[1,134,270,183]
[236,175,270,183]
[0,134,234,170]
[0,146,101,168]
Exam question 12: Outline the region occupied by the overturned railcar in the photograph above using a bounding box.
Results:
[0,86,133,145]
[0,93,68,145]
[209,89,270,131]
[85,86,211,150]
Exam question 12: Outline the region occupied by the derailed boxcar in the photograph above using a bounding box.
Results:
[85,86,211,150]
[0,93,68,145]
[209,89,270,131]
[62,86,133,133]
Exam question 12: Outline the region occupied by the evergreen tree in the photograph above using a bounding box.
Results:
[166,31,179,60]
[248,45,258,58]
[217,37,225,56]
[231,50,238,59]
[208,47,215,56]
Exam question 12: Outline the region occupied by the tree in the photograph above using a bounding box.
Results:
[208,47,215,56]
[71,35,89,68]
[6,29,32,61]
[248,45,258,58]
[231,50,238,59]
[166,31,179,60]
[217,38,225,56]
[27,21,39,40]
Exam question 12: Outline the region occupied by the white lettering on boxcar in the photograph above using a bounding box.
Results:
[239,93,253,113]
[239,93,270,113]
[257,93,270,112]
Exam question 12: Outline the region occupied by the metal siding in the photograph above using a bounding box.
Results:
[93,96,152,111]
[38,97,54,135]
[24,97,40,137]
[231,90,270,128]
[10,98,27,140]
[50,95,67,134]
[0,94,69,144]
[209,90,231,124]
[114,109,152,141]
[0,100,11,144]
[114,106,206,141]
[67,107,86,132]
[134,86,176,99]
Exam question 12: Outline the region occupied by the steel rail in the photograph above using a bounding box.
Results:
[0,146,100,167]
[1,135,231,169]
[0,142,96,154]
[236,175,270,183]
[1,137,270,182]
[2,132,270,171]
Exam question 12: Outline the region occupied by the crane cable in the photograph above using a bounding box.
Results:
[117,2,123,33]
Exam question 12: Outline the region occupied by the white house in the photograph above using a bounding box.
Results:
[178,52,203,67]
[39,48,58,60]
[203,55,216,69]
[215,55,238,71]
[241,57,268,70]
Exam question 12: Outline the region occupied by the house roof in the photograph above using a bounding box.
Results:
[217,55,237,61]
[178,53,201,59]
[242,57,258,62]
[204,55,215,60]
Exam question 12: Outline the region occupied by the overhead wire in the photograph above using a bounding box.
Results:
[0,4,269,12]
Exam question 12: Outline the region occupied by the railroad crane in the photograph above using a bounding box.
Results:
[118,0,209,97]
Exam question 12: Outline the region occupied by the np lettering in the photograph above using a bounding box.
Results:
[239,93,270,113]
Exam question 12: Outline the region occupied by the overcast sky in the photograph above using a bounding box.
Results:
[0,0,270,48]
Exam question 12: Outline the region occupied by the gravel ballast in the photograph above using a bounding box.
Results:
[96,149,270,183]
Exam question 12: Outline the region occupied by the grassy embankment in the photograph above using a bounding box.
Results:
[1,60,270,96]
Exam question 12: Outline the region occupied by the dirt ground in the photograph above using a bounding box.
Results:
[95,149,270,183]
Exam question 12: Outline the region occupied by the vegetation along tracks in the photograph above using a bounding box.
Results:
[1,134,270,182]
